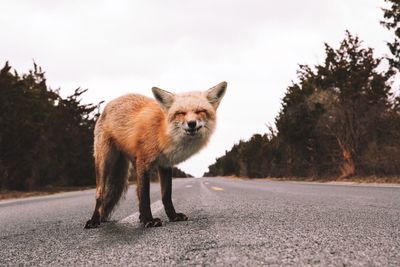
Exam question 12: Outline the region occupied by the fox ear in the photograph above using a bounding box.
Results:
[206,81,227,109]
[152,87,175,109]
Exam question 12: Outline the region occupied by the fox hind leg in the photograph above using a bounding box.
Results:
[84,157,106,229]
[85,168,105,228]
[85,139,128,229]
[84,193,102,229]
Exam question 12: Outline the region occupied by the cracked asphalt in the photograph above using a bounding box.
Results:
[1,177,399,266]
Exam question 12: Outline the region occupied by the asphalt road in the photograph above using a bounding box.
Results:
[1,178,399,266]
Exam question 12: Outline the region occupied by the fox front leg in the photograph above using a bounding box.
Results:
[158,166,188,222]
[137,168,162,228]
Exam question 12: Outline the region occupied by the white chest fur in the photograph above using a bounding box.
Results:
[159,136,206,166]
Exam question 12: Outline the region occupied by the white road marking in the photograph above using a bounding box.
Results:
[185,184,193,188]
[211,186,224,191]
[120,200,164,224]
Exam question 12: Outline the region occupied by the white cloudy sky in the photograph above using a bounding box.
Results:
[0,0,393,177]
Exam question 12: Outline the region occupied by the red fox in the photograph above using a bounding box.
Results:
[85,81,227,228]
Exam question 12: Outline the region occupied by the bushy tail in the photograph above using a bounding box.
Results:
[101,144,129,220]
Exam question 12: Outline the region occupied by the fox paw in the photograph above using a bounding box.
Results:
[84,219,100,229]
[169,213,188,222]
[143,218,163,228]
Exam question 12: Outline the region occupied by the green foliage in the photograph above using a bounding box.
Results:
[204,132,284,178]
[0,62,101,190]
[381,0,400,71]
[172,167,193,178]
[205,32,400,179]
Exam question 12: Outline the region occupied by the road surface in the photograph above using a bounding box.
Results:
[1,178,399,266]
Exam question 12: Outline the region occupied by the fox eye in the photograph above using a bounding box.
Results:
[195,109,207,115]
[175,111,186,116]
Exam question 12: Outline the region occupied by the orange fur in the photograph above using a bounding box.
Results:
[85,81,227,229]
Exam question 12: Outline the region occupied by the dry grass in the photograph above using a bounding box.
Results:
[1,179,181,201]
[258,176,400,184]
[0,186,94,201]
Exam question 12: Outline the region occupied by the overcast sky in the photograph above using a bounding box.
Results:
[1,0,393,177]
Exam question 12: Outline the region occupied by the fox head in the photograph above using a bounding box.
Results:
[152,81,227,141]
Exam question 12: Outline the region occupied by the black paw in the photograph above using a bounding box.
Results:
[169,213,188,222]
[143,218,163,228]
[84,219,100,229]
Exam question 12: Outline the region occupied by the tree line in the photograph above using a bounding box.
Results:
[205,1,400,179]
[0,63,191,191]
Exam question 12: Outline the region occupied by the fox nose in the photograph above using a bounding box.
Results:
[187,120,197,129]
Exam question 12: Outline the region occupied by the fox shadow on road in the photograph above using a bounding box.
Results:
[82,213,211,248]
